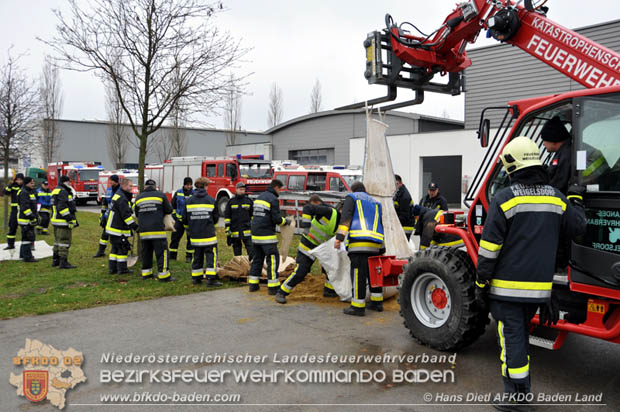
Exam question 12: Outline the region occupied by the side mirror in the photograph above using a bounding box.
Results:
[478,119,490,148]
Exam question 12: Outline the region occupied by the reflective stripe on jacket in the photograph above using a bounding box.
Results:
[51,185,77,227]
[251,187,285,244]
[17,187,38,225]
[225,194,253,237]
[477,183,586,303]
[183,188,219,246]
[36,188,52,209]
[135,187,173,240]
[106,190,135,236]
[345,192,384,253]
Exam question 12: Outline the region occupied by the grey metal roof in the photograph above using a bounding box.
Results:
[264,109,463,135]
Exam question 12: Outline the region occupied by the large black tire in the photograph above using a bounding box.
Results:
[217,194,230,217]
[399,247,489,351]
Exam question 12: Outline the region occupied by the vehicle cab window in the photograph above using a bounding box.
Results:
[217,163,225,177]
[206,164,216,177]
[288,175,305,191]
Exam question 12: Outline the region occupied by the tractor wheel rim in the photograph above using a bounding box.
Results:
[411,272,451,328]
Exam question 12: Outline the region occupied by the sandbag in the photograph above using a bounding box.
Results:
[164,214,176,232]
[309,238,352,300]
[279,218,296,257]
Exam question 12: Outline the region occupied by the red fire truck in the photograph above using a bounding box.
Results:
[97,170,140,203]
[160,155,273,215]
[47,161,104,206]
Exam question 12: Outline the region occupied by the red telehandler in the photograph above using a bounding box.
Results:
[347,0,620,351]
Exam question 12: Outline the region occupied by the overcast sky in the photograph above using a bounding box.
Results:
[1,0,619,132]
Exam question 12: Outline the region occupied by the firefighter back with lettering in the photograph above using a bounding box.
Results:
[183,177,222,287]
[475,136,586,403]
[248,179,292,294]
[134,179,174,281]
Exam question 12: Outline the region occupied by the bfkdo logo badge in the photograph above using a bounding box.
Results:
[10,339,87,410]
[24,370,49,402]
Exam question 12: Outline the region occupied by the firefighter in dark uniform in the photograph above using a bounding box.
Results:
[393,175,415,240]
[420,182,448,210]
[413,205,464,250]
[105,178,138,275]
[93,174,120,257]
[17,177,39,262]
[36,180,52,235]
[3,172,23,250]
[335,181,385,316]
[170,177,194,262]
[225,182,253,259]
[541,115,572,194]
[475,136,586,408]
[183,177,222,286]
[276,194,340,304]
[249,179,292,294]
[51,175,78,269]
[135,179,173,281]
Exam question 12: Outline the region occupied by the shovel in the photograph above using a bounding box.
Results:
[127,230,139,268]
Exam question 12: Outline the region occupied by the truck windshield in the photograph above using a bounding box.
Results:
[341,174,361,187]
[78,170,100,181]
[239,164,271,178]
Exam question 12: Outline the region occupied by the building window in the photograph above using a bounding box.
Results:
[289,148,334,165]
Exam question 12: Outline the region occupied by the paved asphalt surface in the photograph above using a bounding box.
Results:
[2,285,619,412]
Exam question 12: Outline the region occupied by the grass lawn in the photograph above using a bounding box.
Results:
[0,201,313,319]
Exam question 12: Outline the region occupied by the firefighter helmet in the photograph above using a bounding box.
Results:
[500,136,542,174]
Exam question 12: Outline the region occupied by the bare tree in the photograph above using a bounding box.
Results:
[44,0,247,190]
[267,82,283,128]
[105,81,128,169]
[0,51,40,229]
[38,56,64,166]
[156,99,187,162]
[309,78,322,113]
[223,74,242,145]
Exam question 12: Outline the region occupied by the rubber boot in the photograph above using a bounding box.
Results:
[275,291,287,304]
[268,287,279,296]
[59,257,76,269]
[248,283,259,292]
[158,276,175,282]
[323,287,338,298]
[19,243,26,259]
[170,251,178,260]
[343,306,365,317]
[117,261,131,275]
[205,277,222,287]
[108,259,118,275]
[185,254,193,264]
[366,301,384,312]
[51,253,59,267]
[92,244,106,258]
[4,239,15,250]
[22,244,38,263]
[192,277,203,285]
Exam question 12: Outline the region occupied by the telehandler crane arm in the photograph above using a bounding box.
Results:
[341,0,620,110]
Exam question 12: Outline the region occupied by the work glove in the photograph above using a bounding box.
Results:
[30,219,38,226]
[284,217,293,226]
[474,279,490,312]
[130,222,139,232]
[567,184,586,207]
[100,215,107,228]
[69,220,78,229]
[539,293,560,326]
